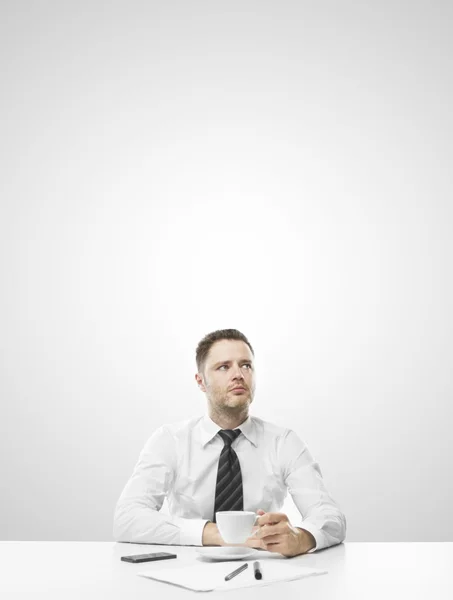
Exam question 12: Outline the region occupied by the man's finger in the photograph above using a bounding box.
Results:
[255,522,286,539]
[258,533,282,544]
[262,541,283,553]
[256,512,288,526]
[244,536,267,550]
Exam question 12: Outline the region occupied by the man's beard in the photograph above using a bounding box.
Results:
[209,388,254,414]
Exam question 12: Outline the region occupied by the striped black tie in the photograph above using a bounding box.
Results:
[213,429,243,521]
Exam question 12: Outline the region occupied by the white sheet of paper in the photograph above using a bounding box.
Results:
[138,560,328,591]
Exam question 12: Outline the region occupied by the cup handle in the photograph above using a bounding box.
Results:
[249,514,261,537]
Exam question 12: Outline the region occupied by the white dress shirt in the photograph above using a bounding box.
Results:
[113,414,346,551]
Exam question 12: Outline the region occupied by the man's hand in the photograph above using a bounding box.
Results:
[202,522,224,546]
[245,509,316,557]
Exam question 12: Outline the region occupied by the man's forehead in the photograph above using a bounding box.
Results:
[206,339,253,364]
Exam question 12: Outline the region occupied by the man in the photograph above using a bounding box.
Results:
[113,329,346,557]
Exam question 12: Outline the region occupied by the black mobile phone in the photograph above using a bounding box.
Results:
[121,552,177,564]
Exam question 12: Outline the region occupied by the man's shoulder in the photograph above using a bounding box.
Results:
[153,415,204,438]
[250,416,307,457]
[250,415,294,438]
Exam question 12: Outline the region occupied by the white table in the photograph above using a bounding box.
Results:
[0,542,451,599]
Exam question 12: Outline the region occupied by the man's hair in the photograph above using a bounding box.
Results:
[195,329,254,373]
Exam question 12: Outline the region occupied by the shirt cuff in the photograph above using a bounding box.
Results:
[297,522,324,553]
[172,517,211,546]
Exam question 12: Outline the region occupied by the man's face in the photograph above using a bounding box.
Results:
[196,339,256,413]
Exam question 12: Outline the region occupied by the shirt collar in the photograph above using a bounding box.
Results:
[200,414,258,448]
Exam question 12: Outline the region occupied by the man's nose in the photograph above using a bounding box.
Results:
[231,364,245,379]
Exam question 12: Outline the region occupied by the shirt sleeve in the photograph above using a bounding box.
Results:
[113,427,209,546]
[279,429,347,552]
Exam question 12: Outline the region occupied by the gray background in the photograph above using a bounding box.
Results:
[1,0,452,542]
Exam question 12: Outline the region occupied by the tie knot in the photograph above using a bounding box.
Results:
[218,429,241,446]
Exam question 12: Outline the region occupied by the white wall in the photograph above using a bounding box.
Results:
[1,0,452,542]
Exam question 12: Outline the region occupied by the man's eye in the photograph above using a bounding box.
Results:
[218,364,251,370]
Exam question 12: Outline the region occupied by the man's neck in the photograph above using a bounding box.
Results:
[208,409,249,431]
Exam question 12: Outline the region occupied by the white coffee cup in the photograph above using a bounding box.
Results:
[216,511,258,544]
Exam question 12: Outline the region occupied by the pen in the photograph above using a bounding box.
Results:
[225,562,248,581]
[253,561,262,580]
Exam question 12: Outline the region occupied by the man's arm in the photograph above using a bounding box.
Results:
[280,429,347,552]
[113,427,210,546]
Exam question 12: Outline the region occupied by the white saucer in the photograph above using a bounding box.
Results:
[196,547,257,561]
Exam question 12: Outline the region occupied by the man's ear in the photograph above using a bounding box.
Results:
[195,372,206,392]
